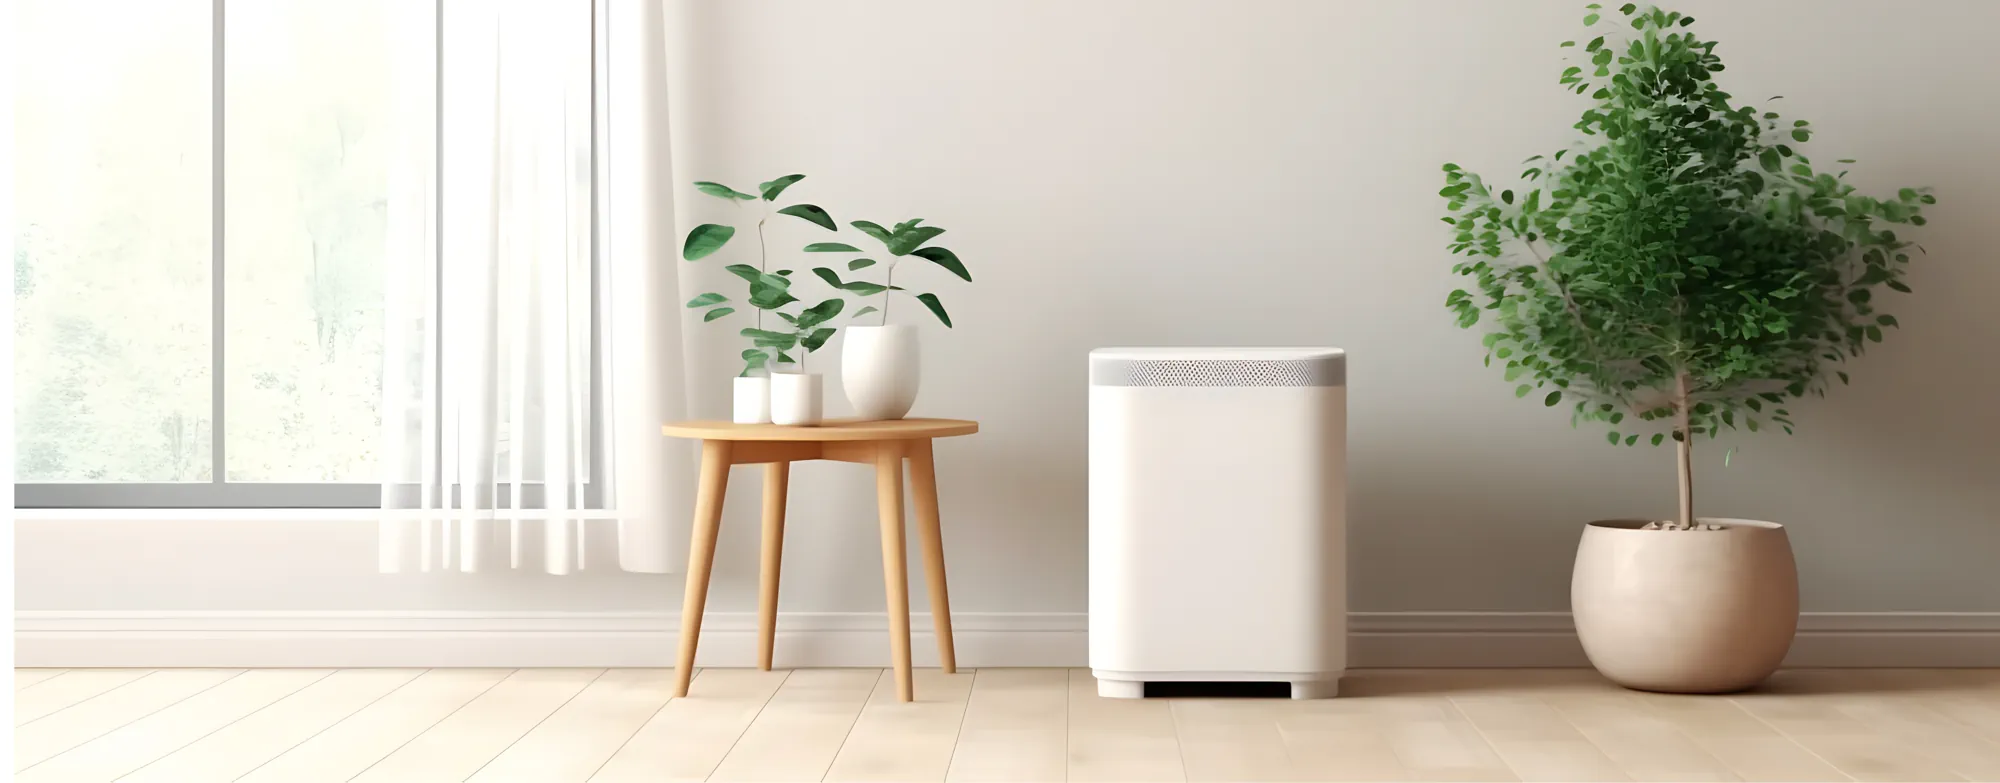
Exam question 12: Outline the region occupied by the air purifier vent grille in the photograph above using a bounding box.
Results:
[1092,357,1344,388]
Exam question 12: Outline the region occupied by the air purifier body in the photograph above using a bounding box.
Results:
[1088,347,1346,699]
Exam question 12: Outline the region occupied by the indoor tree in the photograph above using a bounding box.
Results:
[1438,3,1934,529]
[681,174,846,374]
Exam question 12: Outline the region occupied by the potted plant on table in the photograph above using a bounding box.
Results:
[682,174,846,425]
[1438,3,1933,692]
[806,218,971,420]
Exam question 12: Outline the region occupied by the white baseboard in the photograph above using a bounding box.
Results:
[18,611,2000,669]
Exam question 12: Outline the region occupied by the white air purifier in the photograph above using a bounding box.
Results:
[1088,347,1347,699]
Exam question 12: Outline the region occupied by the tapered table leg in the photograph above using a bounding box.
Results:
[675,440,732,697]
[908,438,957,674]
[874,442,914,702]
[757,461,790,671]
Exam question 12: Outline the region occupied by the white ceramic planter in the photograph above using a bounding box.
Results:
[842,324,920,420]
[1571,518,1798,693]
[770,372,824,426]
[733,376,772,424]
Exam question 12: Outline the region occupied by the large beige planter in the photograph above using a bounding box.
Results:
[1571,518,1798,693]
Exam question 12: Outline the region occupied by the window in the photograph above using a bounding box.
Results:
[15,0,418,507]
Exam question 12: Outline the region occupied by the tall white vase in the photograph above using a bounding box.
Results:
[842,324,920,420]
[733,376,772,424]
[771,372,824,426]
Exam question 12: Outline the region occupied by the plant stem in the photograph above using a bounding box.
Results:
[1674,371,1694,528]
[755,217,768,333]
[883,263,895,326]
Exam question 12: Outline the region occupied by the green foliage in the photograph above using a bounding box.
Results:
[1438,4,1933,518]
[682,175,851,374]
[812,217,970,327]
[681,224,734,260]
[777,204,836,231]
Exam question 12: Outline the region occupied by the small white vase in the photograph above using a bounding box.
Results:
[733,376,771,424]
[770,372,824,426]
[842,324,920,420]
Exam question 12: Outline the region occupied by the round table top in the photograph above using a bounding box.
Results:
[662,417,979,442]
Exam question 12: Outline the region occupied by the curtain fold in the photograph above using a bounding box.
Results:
[379,0,687,574]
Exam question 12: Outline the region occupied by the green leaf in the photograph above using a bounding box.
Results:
[740,328,798,349]
[848,258,877,271]
[1585,36,1604,52]
[1545,390,1562,407]
[911,246,971,282]
[682,224,736,260]
[801,327,837,352]
[915,293,953,327]
[1877,315,1899,327]
[805,242,861,253]
[686,292,727,308]
[1516,384,1532,398]
[1792,129,1810,142]
[1866,325,1883,342]
[1607,431,1620,445]
[1503,365,1528,381]
[852,305,879,319]
[1619,2,1636,13]
[1583,12,1600,25]
[758,174,805,201]
[812,267,891,295]
[724,264,765,284]
[1758,148,1781,173]
[747,285,798,311]
[693,181,757,201]
[1625,434,1639,446]
[795,298,846,329]
[739,350,769,377]
[887,226,947,256]
[1887,280,1913,293]
[703,307,734,322]
[776,351,796,364]
[1651,433,1665,446]
[851,220,893,245]
[778,204,837,231]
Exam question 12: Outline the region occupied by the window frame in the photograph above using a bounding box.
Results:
[14,0,607,510]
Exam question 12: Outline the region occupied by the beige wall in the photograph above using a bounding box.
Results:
[18,1,1998,623]
[664,0,2000,614]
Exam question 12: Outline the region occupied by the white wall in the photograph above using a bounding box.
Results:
[17,1,2000,646]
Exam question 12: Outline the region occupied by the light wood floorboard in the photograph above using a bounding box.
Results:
[10,667,1999,782]
[121,668,425,782]
[588,668,781,783]
[20,669,329,782]
[235,668,515,783]
[947,668,1068,782]
[15,669,69,690]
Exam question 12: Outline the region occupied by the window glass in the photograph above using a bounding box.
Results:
[223,0,395,481]
[14,0,214,482]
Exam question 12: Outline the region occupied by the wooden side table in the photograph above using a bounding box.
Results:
[660,417,979,703]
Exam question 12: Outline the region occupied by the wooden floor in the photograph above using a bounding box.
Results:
[13,667,2000,782]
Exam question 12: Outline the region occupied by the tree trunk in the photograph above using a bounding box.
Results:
[1674,373,1694,528]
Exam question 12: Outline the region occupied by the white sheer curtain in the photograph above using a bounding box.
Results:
[379,0,688,574]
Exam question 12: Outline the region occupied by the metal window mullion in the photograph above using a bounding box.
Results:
[211,0,227,485]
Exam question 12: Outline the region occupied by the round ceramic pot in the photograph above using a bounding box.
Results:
[733,376,772,424]
[1572,518,1798,693]
[842,324,920,420]
[770,372,824,426]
